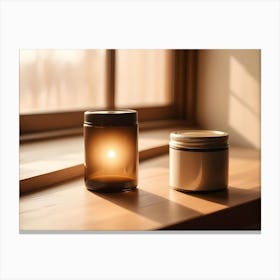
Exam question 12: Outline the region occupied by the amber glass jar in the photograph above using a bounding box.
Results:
[84,110,138,192]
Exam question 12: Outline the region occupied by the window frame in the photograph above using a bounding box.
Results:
[20,50,197,137]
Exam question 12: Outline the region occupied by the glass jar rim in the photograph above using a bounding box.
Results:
[84,109,138,126]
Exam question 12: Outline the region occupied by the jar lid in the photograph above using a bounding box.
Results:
[170,130,229,150]
[84,109,138,126]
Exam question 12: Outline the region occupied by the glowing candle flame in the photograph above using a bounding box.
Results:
[107,149,116,159]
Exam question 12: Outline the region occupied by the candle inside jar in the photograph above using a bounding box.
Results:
[107,149,116,159]
[91,175,135,183]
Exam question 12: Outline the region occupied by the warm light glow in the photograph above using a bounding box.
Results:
[107,149,116,159]
[229,54,260,148]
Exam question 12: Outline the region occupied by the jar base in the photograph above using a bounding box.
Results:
[172,186,227,193]
[85,177,137,193]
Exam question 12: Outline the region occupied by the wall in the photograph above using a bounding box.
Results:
[196,50,261,149]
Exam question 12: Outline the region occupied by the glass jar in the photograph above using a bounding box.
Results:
[84,110,138,192]
[169,130,229,192]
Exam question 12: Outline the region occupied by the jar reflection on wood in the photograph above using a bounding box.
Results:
[84,110,138,192]
[169,130,229,192]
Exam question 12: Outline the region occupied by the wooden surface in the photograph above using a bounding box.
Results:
[20,127,194,194]
[20,147,261,231]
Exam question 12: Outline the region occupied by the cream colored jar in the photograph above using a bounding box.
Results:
[169,130,229,192]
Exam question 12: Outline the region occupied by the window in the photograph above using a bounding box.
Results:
[115,50,173,107]
[20,49,196,135]
[20,50,107,113]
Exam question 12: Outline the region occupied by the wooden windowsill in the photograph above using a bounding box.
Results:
[20,124,192,194]
[20,146,261,231]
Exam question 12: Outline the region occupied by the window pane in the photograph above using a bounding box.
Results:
[115,50,173,107]
[20,50,106,113]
